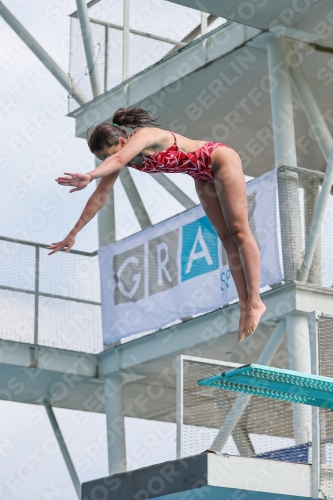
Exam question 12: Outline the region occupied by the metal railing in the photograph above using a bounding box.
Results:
[68,0,225,112]
[277,165,333,288]
[0,236,102,354]
[177,354,312,464]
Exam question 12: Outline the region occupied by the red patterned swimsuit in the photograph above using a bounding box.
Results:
[127,131,233,183]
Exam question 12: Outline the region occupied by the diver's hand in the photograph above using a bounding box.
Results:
[47,234,75,255]
[55,172,92,192]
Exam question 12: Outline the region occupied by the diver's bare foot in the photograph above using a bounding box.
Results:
[238,305,247,343]
[243,300,266,339]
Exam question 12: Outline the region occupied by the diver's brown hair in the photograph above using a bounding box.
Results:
[86,107,159,152]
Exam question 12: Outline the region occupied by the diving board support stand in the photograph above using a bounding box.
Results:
[43,401,81,499]
[209,319,286,453]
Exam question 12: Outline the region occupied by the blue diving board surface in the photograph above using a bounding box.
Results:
[197,363,333,409]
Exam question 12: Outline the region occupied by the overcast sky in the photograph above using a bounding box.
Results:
[0,1,198,497]
[0,0,200,252]
[0,1,254,496]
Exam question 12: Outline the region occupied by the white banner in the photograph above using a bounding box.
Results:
[99,169,282,345]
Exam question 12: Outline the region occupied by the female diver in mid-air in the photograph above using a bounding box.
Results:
[48,107,266,342]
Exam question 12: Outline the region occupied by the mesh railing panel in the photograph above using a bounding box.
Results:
[318,315,333,499]
[105,27,123,92]
[129,0,200,39]
[39,248,100,302]
[68,0,221,113]
[38,296,102,353]
[0,237,102,354]
[278,166,333,287]
[0,240,35,290]
[0,289,35,343]
[69,16,106,108]
[129,32,172,78]
[182,358,311,463]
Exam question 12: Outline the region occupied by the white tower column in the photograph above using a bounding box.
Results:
[104,374,126,475]
[286,313,312,444]
[267,36,311,445]
[267,36,297,168]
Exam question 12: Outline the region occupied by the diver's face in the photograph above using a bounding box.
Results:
[94,137,127,162]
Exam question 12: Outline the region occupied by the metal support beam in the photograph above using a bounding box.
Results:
[277,167,303,280]
[90,17,186,48]
[303,177,322,285]
[288,43,333,163]
[76,0,102,98]
[104,375,126,474]
[210,319,286,452]
[34,246,39,345]
[176,356,240,460]
[123,0,130,81]
[216,395,254,456]
[95,159,116,247]
[286,313,312,444]
[167,15,218,55]
[150,173,196,210]
[312,405,320,498]
[299,145,333,282]
[104,25,109,92]
[44,401,81,498]
[98,188,116,247]
[0,2,88,106]
[119,168,152,230]
[176,355,184,459]
[310,311,321,499]
[201,12,208,36]
[267,36,297,168]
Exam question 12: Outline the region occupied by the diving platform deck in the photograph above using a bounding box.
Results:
[81,453,312,500]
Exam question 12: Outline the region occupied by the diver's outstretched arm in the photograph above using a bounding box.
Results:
[48,172,118,255]
[55,128,151,191]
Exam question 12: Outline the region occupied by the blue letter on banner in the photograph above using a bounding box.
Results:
[181,216,219,282]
